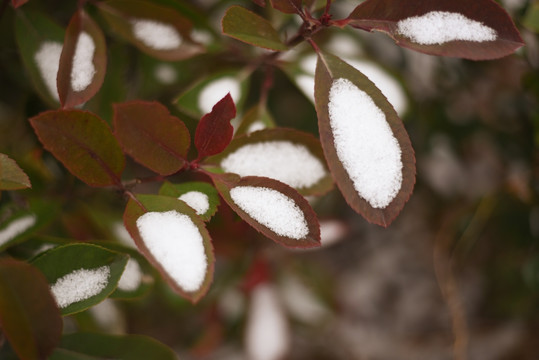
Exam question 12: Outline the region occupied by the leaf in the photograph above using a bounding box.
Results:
[11,0,29,8]
[123,195,215,303]
[113,101,190,175]
[523,2,539,33]
[234,104,276,136]
[222,5,288,51]
[29,109,125,187]
[211,174,320,249]
[57,10,106,108]
[346,0,524,60]
[14,10,65,106]
[50,332,177,360]
[205,128,333,196]
[0,258,62,360]
[159,181,220,221]
[0,154,31,190]
[31,243,129,315]
[314,52,415,227]
[270,0,302,14]
[96,0,203,61]
[195,93,236,159]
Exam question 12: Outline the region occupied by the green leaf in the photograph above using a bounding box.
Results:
[123,195,215,303]
[159,181,220,221]
[50,332,177,360]
[113,101,189,175]
[234,105,276,137]
[15,10,65,106]
[30,243,128,315]
[96,0,203,61]
[29,109,125,187]
[0,154,31,190]
[314,52,415,227]
[0,258,62,360]
[222,5,288,51]
[205,128,333,196]
[523,2,539,33]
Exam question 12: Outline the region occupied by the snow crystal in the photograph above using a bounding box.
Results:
[179,191,210,215]
[0,214,36,248]
[136,210,207,292]
[328,78,402,208]
[198,77,241,114]
[70,32,96,92]
[221,141,326,189]
[34,41,62,101]
[50,266,110,308]
[230,186,309,239]
[246,120,266,134]
[131,19,182,50]
[117,258,142,292]
[245,284,290,360]
[396,11,497,45]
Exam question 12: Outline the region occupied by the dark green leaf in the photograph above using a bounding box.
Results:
[159,181,220,221]
[234,104,276,136]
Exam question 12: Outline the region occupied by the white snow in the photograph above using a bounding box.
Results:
[0,214,36,248]
[245,284,290,360]
[154,63,178,84]
[131,19,182,50]
[112,222,136,248]
[246,120,266,134]
[179,191,210,215]
[198,77,241,114]
[70,32,96,92]
[117,258,142,292]
[50,266,110,308]
[230,186,309,239]
[34,41,62,101]
[295,74,315,102]
[319,219,347,247]
[221,141,326,189]
[136,210,207,292]
[396,11,497,45]
[328,78,403,208]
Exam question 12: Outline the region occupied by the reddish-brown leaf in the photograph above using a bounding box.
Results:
[0,154,31,190]
[270,0,302,14]
[11,0,28,9]
[57,10,106,108]
[195,93,236,159]
[113,101,190,175]
[29,109,125,187]
[314,52,415,227]
[346,0,524,60]
[0,259,62,360]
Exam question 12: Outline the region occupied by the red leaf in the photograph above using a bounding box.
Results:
[211,174,321,249]
[57,10,107,108]
[346,0,524,60]
[113,101,190,176]
[314,52,415,227]
[11,0,28,9]
[252,0,266,7]
[195,93,236,159]
[0,259,62,360]
[29,109,125,187]
[270,0,302,14]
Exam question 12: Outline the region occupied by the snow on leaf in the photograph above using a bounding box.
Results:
[131,19,182,50]
[70,31,97,92]
[117,258,142,292]
[179,191,210,215]
[50,266,110,308]
[0,214,36,249]
[158,181,220,222]
[34,41,62,102]
[198,77,241,115]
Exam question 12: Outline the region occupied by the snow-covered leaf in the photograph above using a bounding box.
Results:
[159,181,220,221]
[0,259,62,360]
[96,0,203,61]
[346,0,524,60]
[222,5,288,51]
[113,101,190,175]
[123,195,215,303]
[0,154,31,190]
[31,243,128,316]
[314,52,415,227]
[212,174,320,248]
[57,10,107,108]
[205,128,333,196]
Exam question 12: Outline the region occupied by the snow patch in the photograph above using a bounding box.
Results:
[131,19,182,50]
[112,222,136,248]
[230,186,309,239]
[328,78,402,208]
[221,141,326,189]
[247,120,266,134]
[319,219,347,247]
[117,258,142,292]
[154,64,178,84]
[179,191,210,215]
[396,11,497,45]
[136,210,207,292]
[245,284,290,360]
[34,42,62,101]
[198,77,241,114]
[51,266,110,308]
[0,214,36,248]
[70,32,96,92]
[296,74,315,102]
